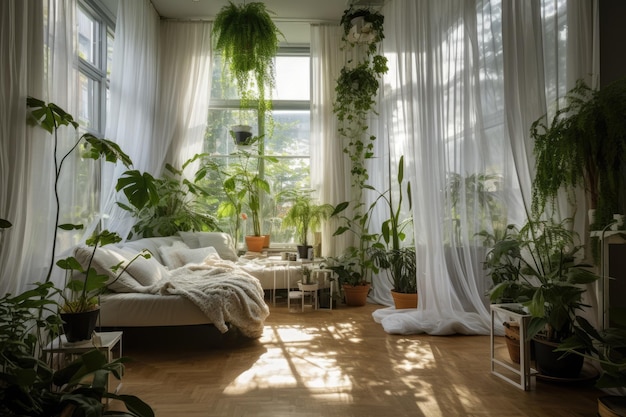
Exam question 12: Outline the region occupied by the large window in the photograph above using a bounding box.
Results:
[203,50,311,247]
[67,2,114,236]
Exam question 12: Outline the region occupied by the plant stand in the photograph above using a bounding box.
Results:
[490,304,537,391]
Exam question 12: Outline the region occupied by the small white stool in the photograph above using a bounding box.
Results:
[288,281,318,312]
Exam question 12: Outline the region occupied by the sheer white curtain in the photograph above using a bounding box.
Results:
[99,4,213,239]
[157,21,213,171]
[99,0,160,238]
[310,24,352,257]
[0,0,79,295]
[372,0,598,335]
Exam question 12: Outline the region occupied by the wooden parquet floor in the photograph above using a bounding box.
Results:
[110,302,604,417]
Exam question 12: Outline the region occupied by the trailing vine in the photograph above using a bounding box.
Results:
[331,6,388,284]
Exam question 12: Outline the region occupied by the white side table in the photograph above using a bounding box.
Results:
[490,304,536,390]
[311,268,335,310]
[44,331,124,397]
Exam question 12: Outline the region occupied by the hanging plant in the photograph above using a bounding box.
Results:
[531,77,626,228]
[331,6,388,287]
[213,1,283,115]
[340,7,385,53]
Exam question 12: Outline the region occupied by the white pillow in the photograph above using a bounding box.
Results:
[73,246,145,293]
[123,251,170,286]
[177,232,239,261]
[158,241,190,269]
[196,233,239,262]
[177,246,221,265]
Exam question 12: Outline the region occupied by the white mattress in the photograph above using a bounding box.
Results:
[99,293,211,327]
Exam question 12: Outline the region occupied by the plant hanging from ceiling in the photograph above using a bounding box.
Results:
[331,5,388,291]
[213,1,284,115]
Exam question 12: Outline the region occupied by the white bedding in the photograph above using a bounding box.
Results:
[76,235,271,338]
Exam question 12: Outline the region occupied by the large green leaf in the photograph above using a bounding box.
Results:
[116,170,159,210]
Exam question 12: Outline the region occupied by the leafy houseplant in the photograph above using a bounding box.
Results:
[198,138,276,251]
[27,97,132,285]
[282,189,333,259]
[486,217,599,377]
[331,7,388,305]
[368,156,417,308]
[116,156,220,239]
[27,97,153,341]
[0,282,153,417]
[531,77,626,228]
[212,1,283,115]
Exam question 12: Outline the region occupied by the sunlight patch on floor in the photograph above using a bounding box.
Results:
[223,324,352,396]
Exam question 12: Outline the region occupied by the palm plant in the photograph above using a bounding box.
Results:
[282,189,333,247]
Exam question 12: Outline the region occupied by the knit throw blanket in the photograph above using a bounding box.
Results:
[159,260,270,338]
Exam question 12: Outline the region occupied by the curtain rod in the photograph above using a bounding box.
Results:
[160,17,339,24]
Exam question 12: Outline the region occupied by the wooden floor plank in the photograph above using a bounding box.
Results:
[109,302,603,417]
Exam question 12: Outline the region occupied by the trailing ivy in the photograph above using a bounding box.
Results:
[331,6,388,284]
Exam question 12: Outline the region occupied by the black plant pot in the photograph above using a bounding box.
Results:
[233,130,252,145]
[533,337,584,379]
[297,245,312,260]
[61,308,100,343]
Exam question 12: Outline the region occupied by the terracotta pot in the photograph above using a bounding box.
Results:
[245,235,265,252]
[61,308,100,342]
[263,234,270,248]
[504,321,521,363]
[391,290,418,309]
[342,284,370,306]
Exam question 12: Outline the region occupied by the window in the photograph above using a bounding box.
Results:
[68,2,114,235]
[203,50,311,246]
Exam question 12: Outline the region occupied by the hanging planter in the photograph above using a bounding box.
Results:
[213,2,283,114]
[230,124,253,146]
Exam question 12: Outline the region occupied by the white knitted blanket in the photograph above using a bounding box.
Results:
[158,259,270,338]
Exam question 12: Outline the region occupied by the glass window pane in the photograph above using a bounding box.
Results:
[78,72,99,130]
[107,30,114,80]
[273,56,310,100]
[78,8,99,67]
[266,110,310,156]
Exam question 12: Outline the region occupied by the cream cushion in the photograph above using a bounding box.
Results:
[177,232,239,261]
[158,240,190,269]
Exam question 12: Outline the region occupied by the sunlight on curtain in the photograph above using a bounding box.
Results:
[157,21,213,173]
[372,0,598,335]
[0,0,80,295]
[0,1,44,295]
[98,0,160,239]
[310,24,352,257]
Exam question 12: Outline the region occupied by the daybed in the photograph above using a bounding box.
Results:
[74,232,289,339]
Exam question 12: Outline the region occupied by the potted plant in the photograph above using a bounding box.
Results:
[200,138,276,252]
[487,217,600,378]
[531,77,626,228]
[557,310,626,414]
[27,97,141,341]
[368,156,418,309]
[56,229,150,342]
[340,6,385,52]
[213,1,283,115]
[116,155,220,239]
[330,7,388,307]
[230,124,253,146]
[282,189,333,260]
[0,282,153,417]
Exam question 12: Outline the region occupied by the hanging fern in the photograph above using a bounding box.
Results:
[531,77,626,228]
[213,2,283,113]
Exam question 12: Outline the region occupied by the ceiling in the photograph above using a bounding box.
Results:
[148,0,384,45]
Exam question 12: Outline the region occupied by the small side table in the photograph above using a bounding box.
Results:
[44,331,124,397]
[490,304,536,390]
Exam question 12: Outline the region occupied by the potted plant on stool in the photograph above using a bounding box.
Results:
[489,218,599,378]
[282,189,333,260]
